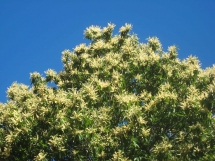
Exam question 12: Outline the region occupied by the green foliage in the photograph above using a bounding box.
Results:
[1,23,215,160]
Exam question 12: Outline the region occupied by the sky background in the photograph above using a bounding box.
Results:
[0,1,215,103]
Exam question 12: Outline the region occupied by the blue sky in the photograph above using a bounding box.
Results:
[0,1,215,103]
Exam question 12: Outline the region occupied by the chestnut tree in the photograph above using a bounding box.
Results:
[1,23,215,160]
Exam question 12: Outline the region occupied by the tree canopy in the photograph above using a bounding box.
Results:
[0,23,215,160]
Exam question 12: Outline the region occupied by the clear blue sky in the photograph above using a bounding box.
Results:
[0,1,215,103]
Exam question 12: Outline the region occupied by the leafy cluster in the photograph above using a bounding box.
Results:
[1,23,215,160]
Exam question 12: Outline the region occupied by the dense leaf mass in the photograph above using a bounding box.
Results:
[1,23,215,160]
